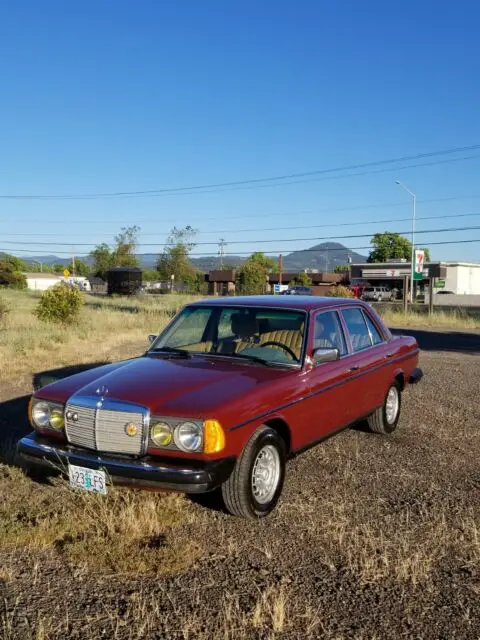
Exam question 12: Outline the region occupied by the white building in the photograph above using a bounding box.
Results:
[442,263,480,295]
[25,273,91,292]
[25,273,63,291]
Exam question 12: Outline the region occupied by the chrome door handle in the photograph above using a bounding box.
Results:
[349,365,361,371]
[385,353,394,359]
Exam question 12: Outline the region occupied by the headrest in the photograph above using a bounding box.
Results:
[231,313,258,337]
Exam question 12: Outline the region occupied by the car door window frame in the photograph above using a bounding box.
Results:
[361,309,385,346]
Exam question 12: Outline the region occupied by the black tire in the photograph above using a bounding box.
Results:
[367,382,402,434]
[221,426,286,519]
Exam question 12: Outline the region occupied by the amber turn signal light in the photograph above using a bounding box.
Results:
[203,419,225,454]
[28,397,33,427]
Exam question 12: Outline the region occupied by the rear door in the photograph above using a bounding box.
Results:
[339,306,394,416]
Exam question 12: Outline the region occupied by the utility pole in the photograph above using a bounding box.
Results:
[218,239,227,269]
[395,180,416,303]
[278,254,283,286]
[71,246,76,277]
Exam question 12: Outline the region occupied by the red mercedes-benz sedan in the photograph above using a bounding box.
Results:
[18,296,422,519]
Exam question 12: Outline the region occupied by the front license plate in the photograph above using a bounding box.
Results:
[68,464,107,495]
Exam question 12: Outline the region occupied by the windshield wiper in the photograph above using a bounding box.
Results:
[149,346,192,358]
[228,353,282,367]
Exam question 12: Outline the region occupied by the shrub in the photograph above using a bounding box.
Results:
[35,282,84,325]
[293,272,313,286]
[0,297,10,325]
[0,268,27,289]
[326,284,355,298]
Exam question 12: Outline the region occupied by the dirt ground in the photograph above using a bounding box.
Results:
[1,327,479,639]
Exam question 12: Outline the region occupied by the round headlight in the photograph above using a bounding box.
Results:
[32,401,50,428]
[49,408,65,430]
[174,421,202,452]
[151,422,173,447]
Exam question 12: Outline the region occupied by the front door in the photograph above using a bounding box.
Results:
[299,310,357,447]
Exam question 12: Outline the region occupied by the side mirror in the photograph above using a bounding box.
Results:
[148,334,157,344]
[312,347,340,365]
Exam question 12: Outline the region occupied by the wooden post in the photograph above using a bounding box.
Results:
[428,277,434,317]
[403,275,409,314]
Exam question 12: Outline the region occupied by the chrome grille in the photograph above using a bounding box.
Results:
[65,404,96,451]
[96,409,144,455]
[65,398,147,455]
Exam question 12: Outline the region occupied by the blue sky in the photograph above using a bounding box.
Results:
[1,0,479,263]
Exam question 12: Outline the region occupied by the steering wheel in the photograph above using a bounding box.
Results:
[260,341,297,360]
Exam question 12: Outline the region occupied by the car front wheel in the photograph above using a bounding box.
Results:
[221,426,286,518]
[367,383,402,434]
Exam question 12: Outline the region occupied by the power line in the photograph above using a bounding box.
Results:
[5,193,480,228]
[3,237,480,259]
[1,144,479,200]
[3,210,480,239]
[2,224,480,248]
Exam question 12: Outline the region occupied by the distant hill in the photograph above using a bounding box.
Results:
[283,242,366,271]
[15,242,366,274]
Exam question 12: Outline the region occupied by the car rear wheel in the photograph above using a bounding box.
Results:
[367,383,401,434]
[221,426,286,519]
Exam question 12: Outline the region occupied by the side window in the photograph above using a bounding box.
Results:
[314,311,347,356]
[341,308,372,352]
[363,312,383,345]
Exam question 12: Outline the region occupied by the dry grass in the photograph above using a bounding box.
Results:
[379,307,480,329]
[2,289,480,639]
[0,466,201,575]
[0,290,200,390]
[1,584,299,640]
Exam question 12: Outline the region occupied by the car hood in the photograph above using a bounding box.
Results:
[37,354,295,421]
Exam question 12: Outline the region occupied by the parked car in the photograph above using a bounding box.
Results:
[19,296,422,519]
[282,285,313,295]
[362,286,394,302]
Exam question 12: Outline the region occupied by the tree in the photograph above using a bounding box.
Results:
[90,243,116,279]
[247,252,277,272]
[293,272,312,286]
[0,254,26,271]
[141,269,159,283]
[68,260,90,276]
[334,264,349,273]
[90,226,140,278]
[236,252,274,295]
[114,226,140,268]
[156,226,199,286]
[367,232,430,263]
[0,254,27,289]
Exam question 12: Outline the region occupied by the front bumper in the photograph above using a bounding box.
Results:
[17,433,235,494]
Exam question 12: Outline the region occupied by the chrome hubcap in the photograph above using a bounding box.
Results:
[385,387,399,424]
[251,445,281,504]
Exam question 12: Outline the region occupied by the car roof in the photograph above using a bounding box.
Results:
[190,295,367,312]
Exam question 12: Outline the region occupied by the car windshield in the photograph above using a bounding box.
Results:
[150,305,306,366]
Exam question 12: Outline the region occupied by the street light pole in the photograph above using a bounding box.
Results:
[395,180,416,303]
